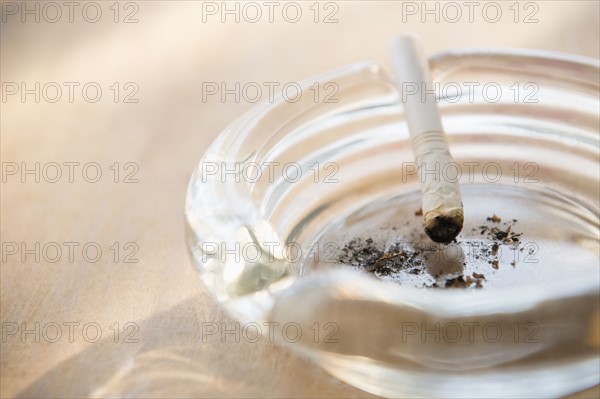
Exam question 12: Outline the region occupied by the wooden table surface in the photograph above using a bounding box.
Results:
[1,1,599,397]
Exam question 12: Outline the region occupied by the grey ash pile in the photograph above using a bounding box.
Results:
[338,239,424,277]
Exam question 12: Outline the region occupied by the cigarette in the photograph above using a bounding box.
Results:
[390,34,464,244]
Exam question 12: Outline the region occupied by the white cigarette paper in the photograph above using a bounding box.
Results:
[390,34,464,244]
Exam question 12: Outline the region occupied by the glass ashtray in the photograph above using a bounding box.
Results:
[185,49,599,398]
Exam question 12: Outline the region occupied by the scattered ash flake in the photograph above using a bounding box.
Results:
[487,214,502,223]
[337,237,384,270]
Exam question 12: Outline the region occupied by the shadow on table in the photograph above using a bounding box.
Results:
[16,294,371,398]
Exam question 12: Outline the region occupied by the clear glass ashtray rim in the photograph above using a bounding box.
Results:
[429,46,600,69]
[185,48,600,314]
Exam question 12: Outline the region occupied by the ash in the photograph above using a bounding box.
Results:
[337,214,525,289]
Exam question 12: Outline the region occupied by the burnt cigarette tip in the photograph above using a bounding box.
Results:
[424,214,464,245]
